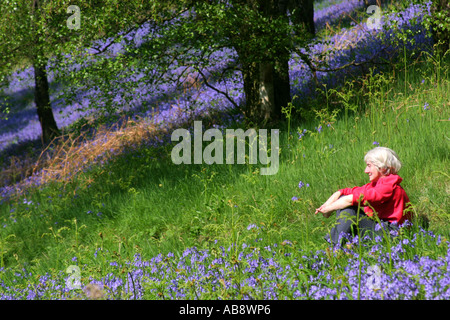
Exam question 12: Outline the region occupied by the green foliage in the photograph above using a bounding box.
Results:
[401,0,450,55]
[54,0,315,125]
[428,0,450,55]
[0,1,185,119]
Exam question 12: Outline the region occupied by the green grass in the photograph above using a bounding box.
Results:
[0,45,449,296]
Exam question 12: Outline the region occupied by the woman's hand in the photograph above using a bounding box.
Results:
[315,205,333,218]
[315,191,341,218]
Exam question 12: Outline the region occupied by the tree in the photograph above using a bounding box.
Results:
[229,0,315,124]
[172,0,316,125]
[60,0,315,128]
[0,0,165,143]
[0,0,73,143]
[1,0,315,144]
[31,0,62,143]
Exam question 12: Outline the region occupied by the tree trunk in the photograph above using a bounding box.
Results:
[31,0,60,144]
[289,0,315,38]
[240,58,268,124]
[238,46,288,125]
[273,45,292,118]
[34,59,60,144]
[236,0,314,125]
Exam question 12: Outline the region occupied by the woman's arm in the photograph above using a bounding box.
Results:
[315,191,340,214]
[315,194,353,218]
[321,191,341,208]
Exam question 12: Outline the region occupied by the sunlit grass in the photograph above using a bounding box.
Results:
[0,49,448,285]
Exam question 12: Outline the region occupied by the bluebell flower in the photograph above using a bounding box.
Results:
[297,129,307,139]
[389,229,399,237]
[375,223,382,232]
[298,181,310,189]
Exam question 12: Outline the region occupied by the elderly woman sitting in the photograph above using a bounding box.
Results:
[315,147,412,245]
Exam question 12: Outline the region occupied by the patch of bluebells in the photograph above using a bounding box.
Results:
[290,1,433,103]
[314,0,367,31]
[1,227,450,300]
[298,181,310,189]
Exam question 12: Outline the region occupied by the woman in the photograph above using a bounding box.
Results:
[315,147,412,245]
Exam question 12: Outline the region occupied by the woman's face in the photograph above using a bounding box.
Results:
[365,161,383,182]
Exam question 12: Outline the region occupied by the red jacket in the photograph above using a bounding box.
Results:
[339,174,412,225]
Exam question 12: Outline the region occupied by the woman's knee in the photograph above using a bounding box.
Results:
[336,206,358,216]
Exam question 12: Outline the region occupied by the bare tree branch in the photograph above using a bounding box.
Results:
[197,68,240,110]
[293,45,392,85]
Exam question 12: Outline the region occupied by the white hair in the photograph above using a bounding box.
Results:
[364,147,402,175]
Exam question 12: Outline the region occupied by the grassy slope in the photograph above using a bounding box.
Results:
[0,1,449,274]
[0,50,448,273]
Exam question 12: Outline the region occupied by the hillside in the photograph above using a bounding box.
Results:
[0,0,449,300]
